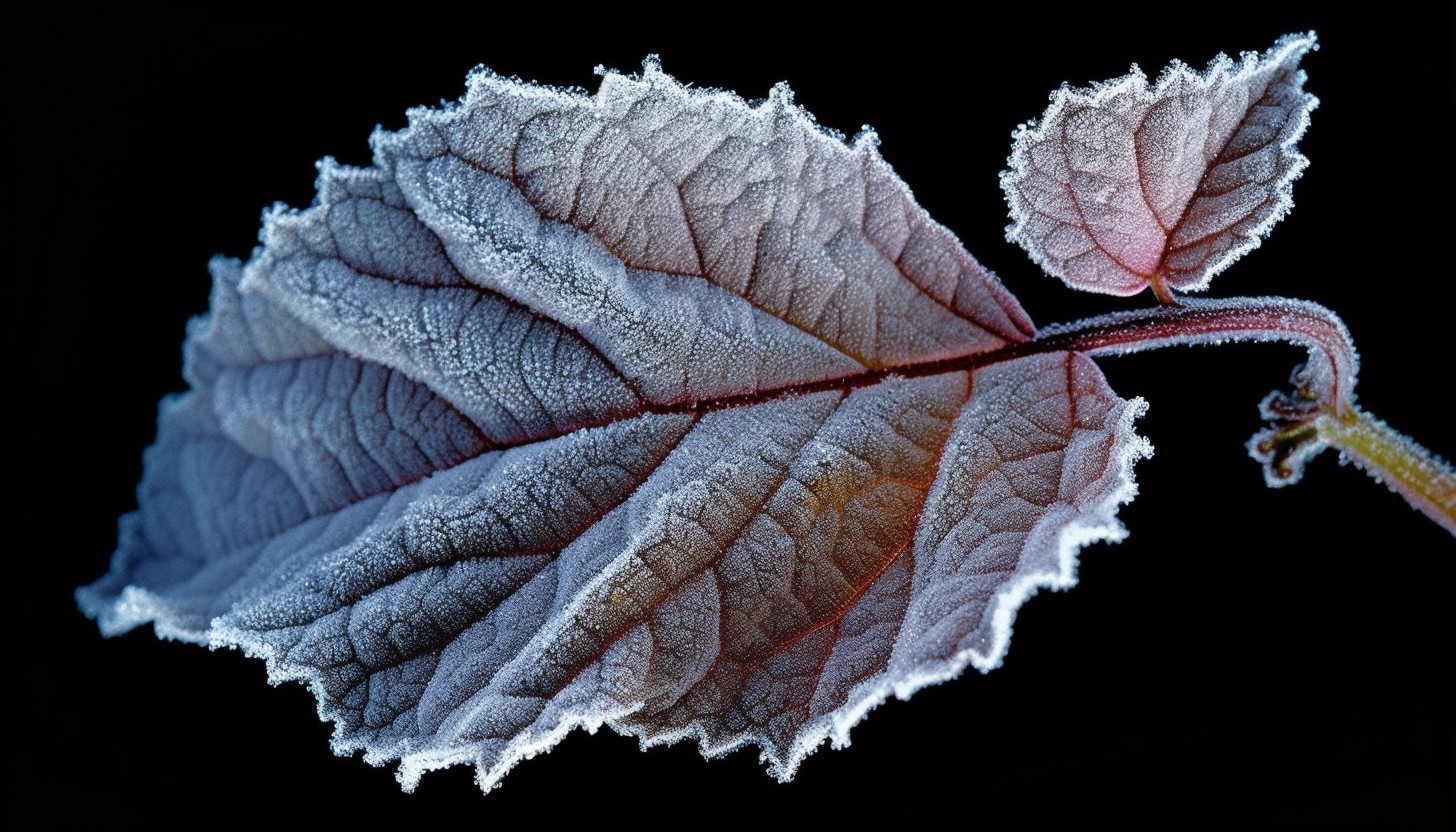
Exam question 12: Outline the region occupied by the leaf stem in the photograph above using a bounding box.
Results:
[558,295,1453,537]
[1149,274,1181,307]
[1030,296,1357,411]
[1028,296,1455,537]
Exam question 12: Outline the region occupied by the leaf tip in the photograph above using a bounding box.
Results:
[851,126,881,153]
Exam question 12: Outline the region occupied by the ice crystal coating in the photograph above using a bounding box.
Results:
[1002,33,1318,297]
[79,61,1149,793]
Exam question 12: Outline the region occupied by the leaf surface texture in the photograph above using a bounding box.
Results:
[81,62,1147,791]
[1002,34,1318,296]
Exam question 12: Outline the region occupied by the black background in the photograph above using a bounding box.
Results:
[5,4,1451,829]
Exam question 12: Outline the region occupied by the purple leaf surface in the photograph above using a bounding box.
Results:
[79,61,1148,791]
[1002,33,1318,299]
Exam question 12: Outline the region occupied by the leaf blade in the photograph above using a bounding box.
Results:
[1002,33,1318,297]
[80,62,1148,793]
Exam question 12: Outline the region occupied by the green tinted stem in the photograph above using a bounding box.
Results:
[1315,408,1456,536]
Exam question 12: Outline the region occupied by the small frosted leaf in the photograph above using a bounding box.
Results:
[78,61,1149,794]
[1002,33,1318,297]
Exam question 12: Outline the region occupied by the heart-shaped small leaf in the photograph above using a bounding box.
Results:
[1002,34,1318,300]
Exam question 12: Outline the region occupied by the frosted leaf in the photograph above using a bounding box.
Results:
[1002,33,1318,298]
[79,62,1149,793]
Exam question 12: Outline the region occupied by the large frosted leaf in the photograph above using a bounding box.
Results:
[79,62,1147,792]
[1002,34,1318,298]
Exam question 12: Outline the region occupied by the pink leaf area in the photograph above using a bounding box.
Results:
[1002,34,1318,299]
[78,62,1144,792]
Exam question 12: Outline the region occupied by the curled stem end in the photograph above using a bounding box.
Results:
[1251,405,1456,537]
